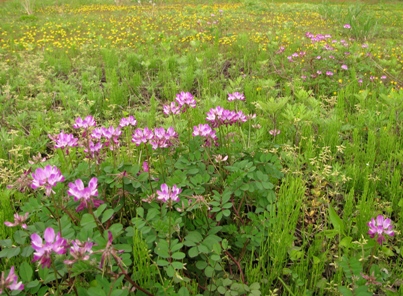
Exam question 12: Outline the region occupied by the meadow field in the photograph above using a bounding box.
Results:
[0,0,403,295]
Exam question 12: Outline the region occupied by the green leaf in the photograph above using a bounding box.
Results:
[26,280,40,289]
[156,259,170,266]
[88,286,107,296]
[196,260,207,270]
[171,261,184,269]
[102,209,114,223]
[14,230,29,245]
[328,205,344,234]
[338,287,353,296]
[204,266,215,277]
[184,231,203,246]
[171,252,186,260]
[93,204,108,218]
[110,290,129,296]
[0,247,20,258]
[188,247,199,258]
[177,287,190,296]
[80,214,97,230]
[19,261,33,281]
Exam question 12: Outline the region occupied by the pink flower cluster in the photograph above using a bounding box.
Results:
[31,165,65,196]
[193,124,218,147]
[64,239,94,265]
[31,227,68,268]
[67,177,104,212]
[156,183,182,202]
[305,32,332,43]
[91,126,122,151]
[73,115,96,129]
[0,267,24,293]
[227,92,245,101]
[52,132,78,153]
[119,115,137,128]
[4,213,29,229]
[30,228,94,269]
[368,215,394,245]
[163,92,196,115]
[206,106,248,128]
[132,127,178,149]
[287,51,306,62]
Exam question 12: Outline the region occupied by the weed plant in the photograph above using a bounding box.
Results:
[0,0,403,295]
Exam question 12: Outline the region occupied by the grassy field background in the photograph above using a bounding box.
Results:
[0,0,403,295]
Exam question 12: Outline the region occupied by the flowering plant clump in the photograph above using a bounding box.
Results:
[0,267,24,294]
[132,126,178,149]
[192,123,218,147]
[31,228,68,268]
[31,165,65,196]
[64,239,94,265]
[206,106,248,128]
[73,115,96,129]
[368,215,395,245]
[156,183,182,202]
[67,177,104,211]
[227,92,245,101]
[4,212,29,229]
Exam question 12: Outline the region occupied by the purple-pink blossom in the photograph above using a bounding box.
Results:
[343,24,351,29]
[4,213,29,229]
[341,64,348,70]
[132,127,154,146]
[31,165,65,196]
[228,92,245,101]
[73,115,96,129]
[52,132,78,151]
[193,124,218,147]
[368,215,394,245]
[64,239,94,265]
[206,106,248,128]
[269,129,281,136]
[0,266,24,293]
[326,71,334,76]
[119,116,137,128]
[175,92,196,111]
[163,102,181,116]
[67,178,103,212]
[31,228,68,268]
[132,127,177,149]
[156,184,182,202]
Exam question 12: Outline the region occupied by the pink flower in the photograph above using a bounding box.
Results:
[269,129,281,136]
[156,184,182,202]
[326,71,333,76]
[228,92,245,101]
[175,92,196,110]
[31,228,68,268]
[368,215,394,245]
[343,24,351,29]
[163,102,181,115]
[193,124,218,147]
[73,115,96,129]
[67,178,103,212]
[142,161,149,173]
[52,132,78,150]
[4,213,29,229]
[0,266,24,293]
[132,127,153,146]
[341,64,348,70]
[31,165,65,196]
[64,239,94,265]
[119,116,137,128]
